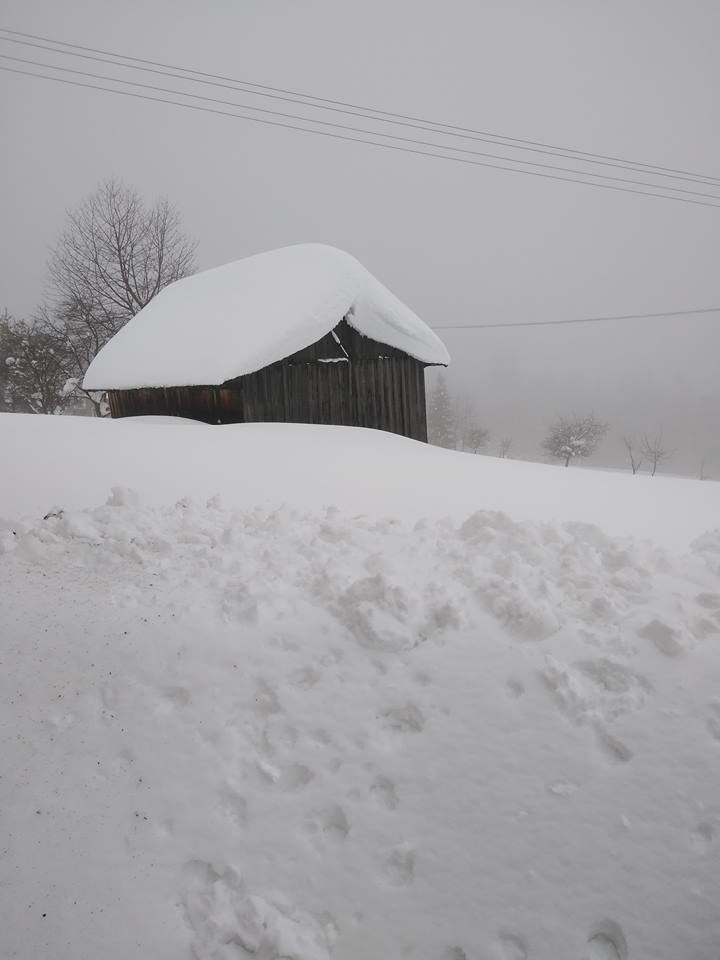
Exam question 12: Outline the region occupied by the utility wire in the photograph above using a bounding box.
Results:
[1,24,718,188]
[431,306,720,330]
[4,52,719,204]
[3,64,720,210]
[1,35,717,190]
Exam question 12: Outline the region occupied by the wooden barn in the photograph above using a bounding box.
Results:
[83,244,450,442]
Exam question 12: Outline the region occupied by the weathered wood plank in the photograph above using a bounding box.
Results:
[108,343,434,441]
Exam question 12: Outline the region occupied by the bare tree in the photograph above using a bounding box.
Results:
[622,436,643,475]
[542,413,607,467]
[463,426,490,454]
[44,179,196,414]
[498,437,512,459]
[640,432,670,477]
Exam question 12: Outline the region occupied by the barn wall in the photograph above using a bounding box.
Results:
[108,356,429,442]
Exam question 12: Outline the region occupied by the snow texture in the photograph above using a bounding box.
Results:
[82,244,449,390]
[2,415,720,959]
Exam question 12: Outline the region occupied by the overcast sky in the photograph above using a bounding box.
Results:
[2,0,719,474]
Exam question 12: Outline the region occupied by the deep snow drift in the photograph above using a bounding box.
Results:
[2,414,718,550]
[1,415,719,960]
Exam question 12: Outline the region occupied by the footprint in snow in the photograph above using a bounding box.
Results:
[154,685,192,717]
[583,919,628,960]
[691,617,720,640]
[637,619,687,657]
[706,700,720,742]
[506,678,525,699]
[304,803,350,842]
[370,774,399,810]
[691,820,714,854]
[381,702,425,733]
[497,931,528,960]
[261,717,298,755]
[310,727,334,747]
[278,763,315,791]
[289,665,323,689]
[594,724,633,764]
[541,656,642,763]
[696,592,720,610]
[383,845,415,886]
[575,659,652,698]
[218,787,248,829]
[253,678,282,717]
[255,759,314,791]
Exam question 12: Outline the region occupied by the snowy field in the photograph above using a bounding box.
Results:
[1,414,720,960]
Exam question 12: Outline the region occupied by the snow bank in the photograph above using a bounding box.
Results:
[82,244,449,390]
[2,414,720,959]
[2,413,719,550]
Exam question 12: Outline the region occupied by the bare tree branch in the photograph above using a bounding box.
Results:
[622,436,643,474]
[43,179,196,414]
[640,432,671,477]
[463,426,490,454]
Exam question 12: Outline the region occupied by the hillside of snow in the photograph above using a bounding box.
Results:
[1,414,720,960]
[2,414,719,549]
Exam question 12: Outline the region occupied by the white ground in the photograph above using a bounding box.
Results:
[1,414,719,960]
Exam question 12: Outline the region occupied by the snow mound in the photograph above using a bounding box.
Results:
[82,244,449,390]
[4,415,720,552]
[2,489,720,958]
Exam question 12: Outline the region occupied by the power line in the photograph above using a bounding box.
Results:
[431,306,720,330]
[1,34,717,190]
[4,52,719,205]
[3,64,720,211]
[1,24,718,188]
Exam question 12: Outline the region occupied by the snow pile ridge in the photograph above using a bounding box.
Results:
[82,244,449,390]
[3,489,715,659]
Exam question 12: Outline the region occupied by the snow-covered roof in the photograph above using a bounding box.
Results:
[83,244,449,390]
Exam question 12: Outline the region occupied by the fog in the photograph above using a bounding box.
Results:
[431,311,720,473]
[1,0,718,475]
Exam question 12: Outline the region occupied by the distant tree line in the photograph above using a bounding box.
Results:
[1,179,196,415]
[426,375,694,477]
[426,373,512,458]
